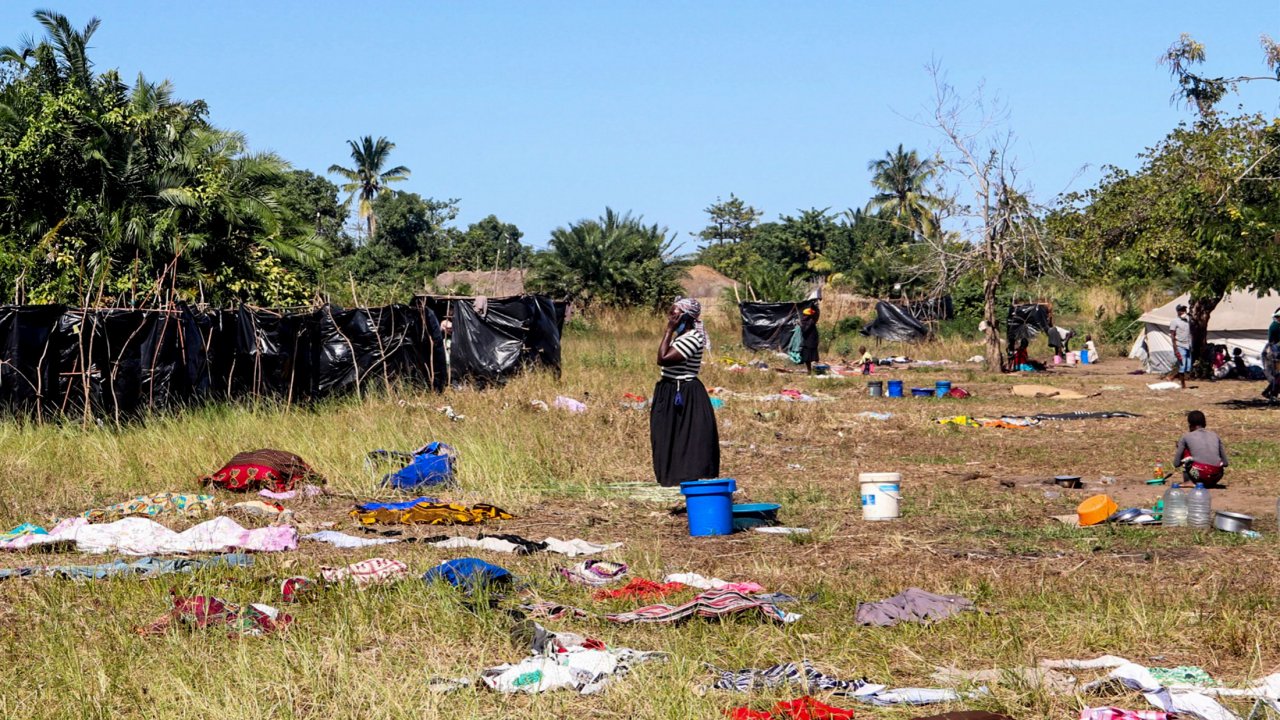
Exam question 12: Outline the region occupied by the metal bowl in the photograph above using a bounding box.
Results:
[1054,475,1083,489]
[1107,507,1144,524]
[1213,511,1254,533]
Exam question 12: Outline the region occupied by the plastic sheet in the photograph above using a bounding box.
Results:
[1007,303,1053,350]
[739,300,820,350]
[861,301,929,342]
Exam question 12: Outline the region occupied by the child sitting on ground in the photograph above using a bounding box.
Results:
[1174,410,1229,487]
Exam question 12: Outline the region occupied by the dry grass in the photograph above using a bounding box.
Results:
[0,311,1278,719]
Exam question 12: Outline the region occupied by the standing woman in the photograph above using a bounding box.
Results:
[650,298,720,486]
[798,306,820,373]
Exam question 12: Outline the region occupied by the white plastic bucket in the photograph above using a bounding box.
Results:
[860,472,901,521]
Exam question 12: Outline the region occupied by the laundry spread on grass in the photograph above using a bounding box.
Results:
[0,553,252,581]
[725,696,856,720]
[559,560,628,586]
[1079,709,1169,720]
[856,588,976,627]
[663,573,766,594]
[137,594,292,637]
[480,645,665,695]
[0,516,297,555]
[594,577,687,601]
[708,660,870,695]
[229,500,290,523]
[422,558,513,589]
[303,530,399,548]
[1038,656,1262,720]
[935,415,1040,429]
[350,501,513,526]
[320,557,409,587]
[82,492,218,522]
[201,448,323,493]
[605,589,801,625]
[366,443,457,490]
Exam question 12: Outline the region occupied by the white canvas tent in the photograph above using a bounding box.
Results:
[1129,290,1280,373]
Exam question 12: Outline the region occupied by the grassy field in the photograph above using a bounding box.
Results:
[1,311,1279,719]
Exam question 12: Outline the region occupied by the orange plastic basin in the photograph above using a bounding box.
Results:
[1077,494,1118,527]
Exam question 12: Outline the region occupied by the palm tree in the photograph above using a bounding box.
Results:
[328,136,410,238]
[866,144,941,239]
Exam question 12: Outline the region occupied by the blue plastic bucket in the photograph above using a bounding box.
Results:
[680,478,737,536]
[1080,350,1090,364]
[732,502,781,531]
[935,380,952,397]
[886,380,904,398]
[911,387,932,397]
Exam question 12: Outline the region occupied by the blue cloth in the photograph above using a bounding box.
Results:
[354,496,439,512]
[379,442,456,490]
[0,553,253,581]
[421,557,511,589]
[1178,352,1193,373]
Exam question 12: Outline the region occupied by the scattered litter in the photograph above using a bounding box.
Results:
[320,557,409,587]
[755,527,810,535]
[560,560,628,586]
[201,448,323,493]
[530,399,549,412]
[1146,666,1214,687]
[662,573,765,593]
[137,595,292,637]
[967,355,986,363]
[787,463,804,471]
[303,530,398,548]
[856,588,975,627]
[82,492,218,522]
[1147,381,1181,391]
[856,411,893,421]
[0,553,252,581]
[605,589,800,625]
[553,396,587,413]
[350,501,513,526]
[0,516,297,555]
[438,405,465,422]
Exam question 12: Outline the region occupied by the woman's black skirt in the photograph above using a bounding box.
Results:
[649,377,720,487]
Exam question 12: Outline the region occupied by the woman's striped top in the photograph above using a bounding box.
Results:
[661,329,706,380]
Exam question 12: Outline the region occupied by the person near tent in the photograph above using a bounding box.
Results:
[1174,410,1228,487]
[650,298,720,487]
[1232,347,1249,379]
[798,306,820,373]
[1009,338,1043,372]
[1169,304,1193,388]
[1263,308,1280,399]
[857,346,874,375]
[1048,326,1073,362]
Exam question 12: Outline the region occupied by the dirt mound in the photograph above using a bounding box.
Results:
[434,269,526,297]
[680,264,736,301]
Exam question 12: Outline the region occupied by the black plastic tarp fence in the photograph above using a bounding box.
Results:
[1006,303,1053,351]
[739,300,820,350]
[0,303,447,420]
[861,301,930,342]
[412,294,563,386]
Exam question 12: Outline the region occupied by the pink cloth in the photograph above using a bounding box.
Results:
[259,489,297,500]
[1080,709,1169,720]
[0,516,296,555]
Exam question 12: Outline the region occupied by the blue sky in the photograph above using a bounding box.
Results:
[3,2,1277,252]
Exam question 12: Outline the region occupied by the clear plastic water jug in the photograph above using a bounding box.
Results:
[1163,483,1188,527]
[1187,484,1212,529]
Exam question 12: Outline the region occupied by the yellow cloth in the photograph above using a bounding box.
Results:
[350,502,514,526]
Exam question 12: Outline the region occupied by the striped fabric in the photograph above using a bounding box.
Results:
[320,557,409,587]
[605,589,800,624]
[709,660,869,695]
[661,329,705,380]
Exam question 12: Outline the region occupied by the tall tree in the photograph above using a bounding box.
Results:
[696,194,762,245]
[529,208,685,308]
[327,135,410,238]
[453,215,529,271]
[1162,33,1280,118]
[866,144,941,239]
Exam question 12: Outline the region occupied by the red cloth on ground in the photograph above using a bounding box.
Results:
[593,577,686,601]
[726,697,854,720]
[202,449,321,492]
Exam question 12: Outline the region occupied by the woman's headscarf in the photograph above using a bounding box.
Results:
[673,297,710,349]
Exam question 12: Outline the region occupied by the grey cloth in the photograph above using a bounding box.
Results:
[856,588,975,627]
[1175,428,1228,468]
[1169,317,1192,350]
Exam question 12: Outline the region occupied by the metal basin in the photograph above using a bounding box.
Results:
[1213,511,1253,533]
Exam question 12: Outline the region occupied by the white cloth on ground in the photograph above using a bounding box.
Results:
[303,531,398,548]
[0,516,297,555]
[542,538,623,557]
[481,647,665,695]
